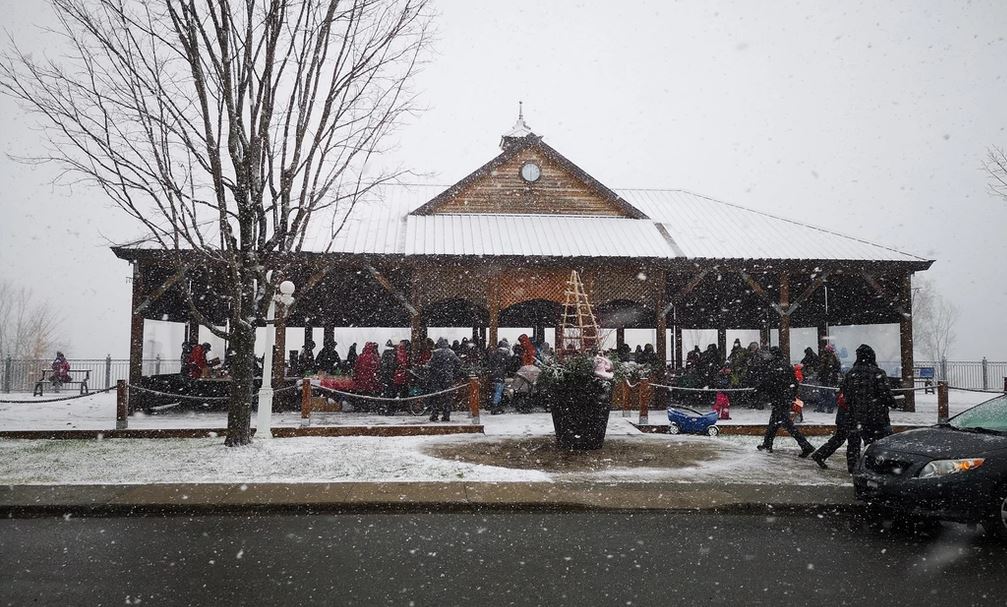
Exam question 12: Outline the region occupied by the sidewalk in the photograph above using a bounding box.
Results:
[0,481,856,516]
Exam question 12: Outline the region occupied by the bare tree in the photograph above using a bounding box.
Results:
[1,0,431,445]
[984,146,1007,203]
[0,280,62,360]
[912,277,958,362]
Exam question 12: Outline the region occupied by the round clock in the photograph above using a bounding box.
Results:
[520,162,541,183]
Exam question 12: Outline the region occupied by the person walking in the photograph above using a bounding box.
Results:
[810,392,855,472]
[756,347,815,456]
[428,337,462,422]
[823,344,894,469]
[487,339,511,415]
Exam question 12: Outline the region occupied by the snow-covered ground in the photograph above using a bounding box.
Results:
[0,389,996,487]
[0,389,994,431]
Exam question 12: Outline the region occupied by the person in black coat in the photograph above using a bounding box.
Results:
[487,339,512,414]
[427,337,463,422]
[343,343,358,373]
[315,336,341,375]
[379,340,397,399]
[757,347,815,456]
[835,344,894,466]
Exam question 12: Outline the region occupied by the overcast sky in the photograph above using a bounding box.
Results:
[1,0,1005,360]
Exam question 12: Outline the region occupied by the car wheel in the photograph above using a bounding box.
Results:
[668,422,680,435]
[706,425,720,437]
[985,491,1007,541]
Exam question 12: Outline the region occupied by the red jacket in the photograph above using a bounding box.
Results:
[393,343,410,386]
[518,334,537,367]
[353,342,382,394]
[188,344,207,379]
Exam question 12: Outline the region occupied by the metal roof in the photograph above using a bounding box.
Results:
[402,214,672,258]
[617,189,930,264]
[123,184,930,265]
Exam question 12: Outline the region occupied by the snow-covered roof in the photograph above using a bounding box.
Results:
[306,184,929,264]
[119,184,930,265]
[620,189,930,263]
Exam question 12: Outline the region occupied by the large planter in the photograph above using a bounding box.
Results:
[550,389,611,450]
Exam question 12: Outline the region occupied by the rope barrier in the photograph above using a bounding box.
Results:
[947,385,1006,394]
[310,382,467,403]
[650,383,755,393]
[123,384,232,401]
[0,384,117,404]
[623,379,639,389]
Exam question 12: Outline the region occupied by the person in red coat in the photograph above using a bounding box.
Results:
[352,342,382,395]
[518,334,537,367]
[51,352,71,388]
[393,340,411,398]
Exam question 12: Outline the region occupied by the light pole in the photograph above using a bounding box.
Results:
[256,276,295,440]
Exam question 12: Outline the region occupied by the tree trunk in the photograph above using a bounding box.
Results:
[225,309,256,447]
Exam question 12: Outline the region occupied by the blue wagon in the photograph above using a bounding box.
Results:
[667,406,720,436]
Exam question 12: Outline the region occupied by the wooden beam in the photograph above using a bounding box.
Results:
[660,269,710,316]
[786,270,832,316]
[899,272,916,412]
[655,270,667,374]
[739,270,785,316]
[861,272,906,315]
[367,265,418,317]
[128,261,145,408]
[134,262,192,314]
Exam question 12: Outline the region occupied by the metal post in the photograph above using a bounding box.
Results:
[937,381,949,424]
[256,298,278,440]
[468,376,481,425]
[982,357,988,391]
[3,356,11,393]
[104,354,112,389]
[116,380,128,429]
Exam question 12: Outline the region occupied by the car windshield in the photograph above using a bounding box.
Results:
[949,395,1007,432]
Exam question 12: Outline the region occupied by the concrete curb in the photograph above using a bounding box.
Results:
[0,481,858,518]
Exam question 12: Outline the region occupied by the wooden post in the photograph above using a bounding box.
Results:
[937,381,949,424]
[468,376,481,425]
[778,272,791,362]
[303,325,313,345]
[617,381,630,417]
[410,312,423,364]
[116,380,128,429]
[615,327,626,350]
[899,273,916,412]
[487,281,499,351]
[717,327,727,362]
[300,378,312,424]
[759,324,770,349]
[655,270,667,375]
[638,378,651,425]
[128,261,145,407]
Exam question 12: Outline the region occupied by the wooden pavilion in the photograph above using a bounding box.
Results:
[113,116,934,409]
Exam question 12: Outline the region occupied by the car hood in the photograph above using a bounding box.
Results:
[874,426,1007,459]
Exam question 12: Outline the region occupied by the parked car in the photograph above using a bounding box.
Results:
[853,393,1007,539]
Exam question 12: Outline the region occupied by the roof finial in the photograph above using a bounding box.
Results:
[501,101,533,146]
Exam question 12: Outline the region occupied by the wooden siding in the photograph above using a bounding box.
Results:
[430,148,631,217]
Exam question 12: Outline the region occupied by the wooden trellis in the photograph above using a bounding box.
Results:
[560,270,601,354]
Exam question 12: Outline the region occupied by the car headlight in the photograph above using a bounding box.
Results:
[916,458,985,479]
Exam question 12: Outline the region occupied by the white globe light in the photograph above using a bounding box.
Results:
[279,280,295,296]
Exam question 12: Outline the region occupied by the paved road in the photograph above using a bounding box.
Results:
[2,511,1004,606]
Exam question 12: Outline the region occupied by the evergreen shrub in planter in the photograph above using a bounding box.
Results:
[540,355,611,450]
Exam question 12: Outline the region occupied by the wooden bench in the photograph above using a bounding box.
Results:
[33,369,91,396]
